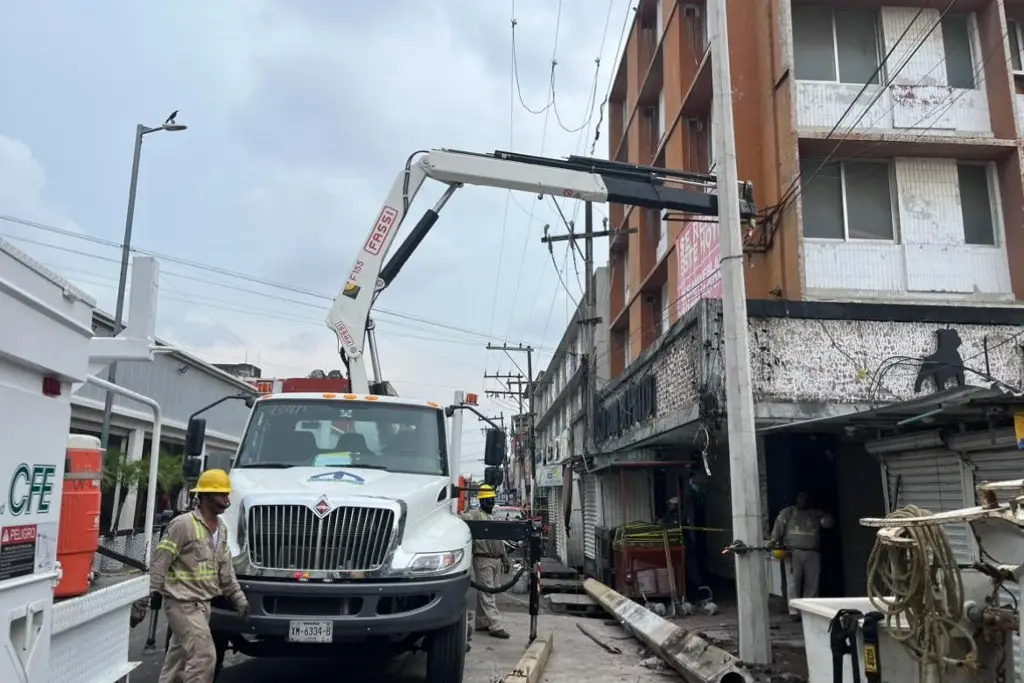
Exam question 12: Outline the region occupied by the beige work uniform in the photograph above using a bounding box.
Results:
[771,506,832,615]
[460,508,506,633]
[150,511,248,683]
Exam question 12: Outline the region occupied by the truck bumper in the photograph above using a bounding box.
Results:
[210,571,470,640]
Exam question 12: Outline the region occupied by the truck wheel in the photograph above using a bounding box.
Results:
[426,612,467,682]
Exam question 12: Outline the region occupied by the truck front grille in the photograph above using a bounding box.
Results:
[247,505,396,572]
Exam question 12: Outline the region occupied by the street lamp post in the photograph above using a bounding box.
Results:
[98,116,187,452]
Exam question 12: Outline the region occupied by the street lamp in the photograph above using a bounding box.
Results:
[98,113,187,451]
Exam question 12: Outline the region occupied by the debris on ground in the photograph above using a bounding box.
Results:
[576,623,622,654]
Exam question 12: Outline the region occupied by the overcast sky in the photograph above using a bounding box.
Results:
[0,1,631,477]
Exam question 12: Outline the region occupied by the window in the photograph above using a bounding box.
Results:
[941,16,975,89]
[623,251,631,300]
[235,400,447,476]
[658,89,667,145]
[1010,21,1024,74]
[792,7,880,84]
[659,282,670,335]
[799,159,895,240]
[655,208,667,260]
[707,103,717,172]
[957,163,995,246]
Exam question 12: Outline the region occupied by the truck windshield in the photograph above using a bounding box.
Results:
[234,400,448,476]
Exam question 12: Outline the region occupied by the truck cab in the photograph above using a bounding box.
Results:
[187,391,473,679]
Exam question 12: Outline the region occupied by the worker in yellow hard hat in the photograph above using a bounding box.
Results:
[459,483,510,640]
[150,469,249,683]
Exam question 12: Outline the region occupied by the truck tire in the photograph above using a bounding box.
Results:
[425,612,467,682]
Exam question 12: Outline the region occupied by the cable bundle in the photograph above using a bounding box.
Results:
[865,505,977,682]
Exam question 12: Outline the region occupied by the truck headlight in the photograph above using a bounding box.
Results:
[406,549,465,574]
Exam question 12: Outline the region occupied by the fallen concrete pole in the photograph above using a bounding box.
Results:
[583,578,754,683]
[503,632,554,683]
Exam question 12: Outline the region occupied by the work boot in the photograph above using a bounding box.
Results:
[488,628,510,639]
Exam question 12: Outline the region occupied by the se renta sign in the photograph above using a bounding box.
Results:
[675,219,722,319]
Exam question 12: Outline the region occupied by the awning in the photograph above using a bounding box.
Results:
[757,384,1024,435]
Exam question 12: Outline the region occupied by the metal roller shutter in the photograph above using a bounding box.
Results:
[883,449,972,565]
[583,474,599,560]
[963,436,1022,681]
[550,487,566,565]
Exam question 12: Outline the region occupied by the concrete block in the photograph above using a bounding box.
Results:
[583,578,753,683]
[503,632,554,683]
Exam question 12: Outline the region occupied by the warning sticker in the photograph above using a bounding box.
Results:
[0,524,38,581]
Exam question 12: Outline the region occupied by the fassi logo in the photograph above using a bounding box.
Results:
[364,207,398,256]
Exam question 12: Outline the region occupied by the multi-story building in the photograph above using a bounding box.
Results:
[582,0,1024,613]
[532,267,610,568]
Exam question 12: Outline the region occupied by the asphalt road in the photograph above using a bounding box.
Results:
[128,593,532,683]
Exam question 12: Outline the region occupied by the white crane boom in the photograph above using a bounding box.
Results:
[325,148,757,394]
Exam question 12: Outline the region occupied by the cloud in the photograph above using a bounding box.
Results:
[0,0,632,477]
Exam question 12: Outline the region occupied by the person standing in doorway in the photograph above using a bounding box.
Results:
[770,491,835,620]
[460,484,510,640]
[150,469,249,683]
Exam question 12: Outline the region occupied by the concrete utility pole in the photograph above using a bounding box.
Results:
[485,345,537,513]
[541,206,634,456]
[708,0,771,663]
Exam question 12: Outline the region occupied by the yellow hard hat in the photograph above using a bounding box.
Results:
[191,468,232,494]
[477,484,496,500]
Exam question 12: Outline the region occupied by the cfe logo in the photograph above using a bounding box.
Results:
[8,463,56,517]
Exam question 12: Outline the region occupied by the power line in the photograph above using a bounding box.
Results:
[0,216,551,347]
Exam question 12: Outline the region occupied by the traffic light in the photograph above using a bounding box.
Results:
[484,466,504,487]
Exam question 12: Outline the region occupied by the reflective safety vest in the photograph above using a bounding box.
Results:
[772,506,828,551]
[150,511,244,604]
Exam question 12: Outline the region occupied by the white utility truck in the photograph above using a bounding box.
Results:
[184,148,754,680]
[0,241,167,683]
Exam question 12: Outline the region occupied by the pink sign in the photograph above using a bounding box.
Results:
[675,219,722,318]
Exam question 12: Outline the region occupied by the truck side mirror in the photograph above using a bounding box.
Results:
[182,455,204,480]
[484,428,507,467]
[185,417,207,457]
[484,466,504,487]
[243,395,256,409]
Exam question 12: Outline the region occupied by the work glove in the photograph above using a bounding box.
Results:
[237,601,251,621]
[501,557,511,574]
[149,592,163,612]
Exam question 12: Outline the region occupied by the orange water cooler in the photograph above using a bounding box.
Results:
[55,434,103,598]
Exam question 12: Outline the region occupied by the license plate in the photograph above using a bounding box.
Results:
[287,620,333,643]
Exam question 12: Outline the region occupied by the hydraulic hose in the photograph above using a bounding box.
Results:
[471,564,528,594]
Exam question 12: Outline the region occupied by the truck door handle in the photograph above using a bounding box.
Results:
[6,600,46,683]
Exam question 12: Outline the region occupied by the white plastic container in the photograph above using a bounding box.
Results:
[791,597,980,683]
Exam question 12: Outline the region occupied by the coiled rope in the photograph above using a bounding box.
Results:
[865,505,977,682]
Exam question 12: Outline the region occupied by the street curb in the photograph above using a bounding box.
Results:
[503,632,554,683]
[583,578,754,683]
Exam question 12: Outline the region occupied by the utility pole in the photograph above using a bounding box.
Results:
[541,206,635,456]
[486,345,537,513]
[709,0,770,663]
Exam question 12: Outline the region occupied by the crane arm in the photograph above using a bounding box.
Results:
[326,148,757,394]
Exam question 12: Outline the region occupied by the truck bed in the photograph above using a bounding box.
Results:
[50,573,148,683]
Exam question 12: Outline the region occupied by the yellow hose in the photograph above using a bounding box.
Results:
[865,505,977,683]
